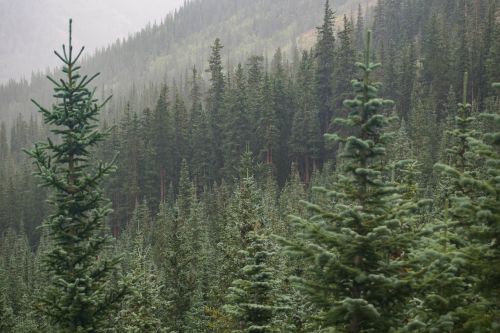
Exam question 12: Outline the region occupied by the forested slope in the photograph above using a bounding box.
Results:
[1,0,500,331]
[0,0,362,125]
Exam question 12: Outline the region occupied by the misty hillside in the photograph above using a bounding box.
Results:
[1,0,500,332]
[0,0,366,124]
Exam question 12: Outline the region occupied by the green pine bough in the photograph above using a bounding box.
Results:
[25,19,126,332]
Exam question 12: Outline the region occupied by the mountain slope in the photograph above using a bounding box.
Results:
[0,0,367,124]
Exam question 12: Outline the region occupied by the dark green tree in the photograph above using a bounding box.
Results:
[333,15,356,111]
[25,20,126,331]
[223,63,250,179]
[189,67,211,189]
[224,231,283,333]
[290,50,322,183]
[206,38,226,183]
[405,74,479,332]
[152,84,173,203]
[280,31,412,332]
[315,0,336,135]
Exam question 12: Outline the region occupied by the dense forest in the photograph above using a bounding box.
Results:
[1,0,500,332]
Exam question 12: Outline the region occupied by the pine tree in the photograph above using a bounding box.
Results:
[280,31,412,332]
[224,231,283,333]
[271,48,294,186]
[355,4,365,52]
[434,81,500,330]
[409,94,439,185]
[422,14,451,104]
[112,213,167,333]
[223,63,250,179]
[207,38,226,183]
[315,0,336,135]
[257,73,279,166]
[0,262,15,332]
[399,43,417,120]
[152,84,173,203]
[333,15,357,111]
[290,50,322,183]
[405,74,479,332]
[172,90,190,186]
[156,162,204,330]
[246,55,265,156]
[190,67,211,189]
[25,20,126,331]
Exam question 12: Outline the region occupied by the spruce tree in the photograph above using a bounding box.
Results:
[112,214,166,333]
[0,267,15,332]
[315,0,336,136]
[223,63,250,179]
[280,31,412,332]
[333,15,357,111]
[25,20,125,331]
[207,38,226,183]
[190,67,211,189]
[404,76,479,332]
[290,50,322,183]
[355,4,365,52]
[152,84,173,203]
[449,82,500,330]
[257,73,279,166]
[223,231,283,333]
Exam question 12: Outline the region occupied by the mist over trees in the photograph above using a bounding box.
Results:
[1,0,500,332]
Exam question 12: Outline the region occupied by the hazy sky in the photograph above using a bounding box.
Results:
[0,0,185,82]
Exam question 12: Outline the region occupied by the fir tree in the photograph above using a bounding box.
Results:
[334,15,357,111]
[112,215,166,333]
[315,0,336,135]
[355,4,365,52]
[207,38,226,183]
[223,63,250,179]
[25,20,126,331]
[152,84,173,203]
[290,50,322,183]
[280,31,412,332]
[190,67,211,189]
[0,268,15,332]
[257,73,279,166]
[223,230,283,333]
[404,75,479,332]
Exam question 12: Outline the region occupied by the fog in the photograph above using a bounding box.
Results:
[0,0,185,83]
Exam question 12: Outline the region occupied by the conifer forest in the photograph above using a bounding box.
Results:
[2,0,500,332]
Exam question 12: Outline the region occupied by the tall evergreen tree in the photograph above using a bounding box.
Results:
[355,4,364,52]
[25,20,126,331]
[257,73,279,166]
[333,15,356,111]
[190,67,211,189]
[315,0,336,136]
[280,31,412,332]
[207,38,226,183]
[223,63,250,179]
[152,84,173,203]
[290,50,322,183]
[405,73,479,332]
[224,231,283,333]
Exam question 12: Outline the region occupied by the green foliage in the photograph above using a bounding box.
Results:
[280,31,412,332]
[110,218,167,333]
[1,1,500,332]
[315,0,336,135]
[223,231,285,333]
[25,20,126,332]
